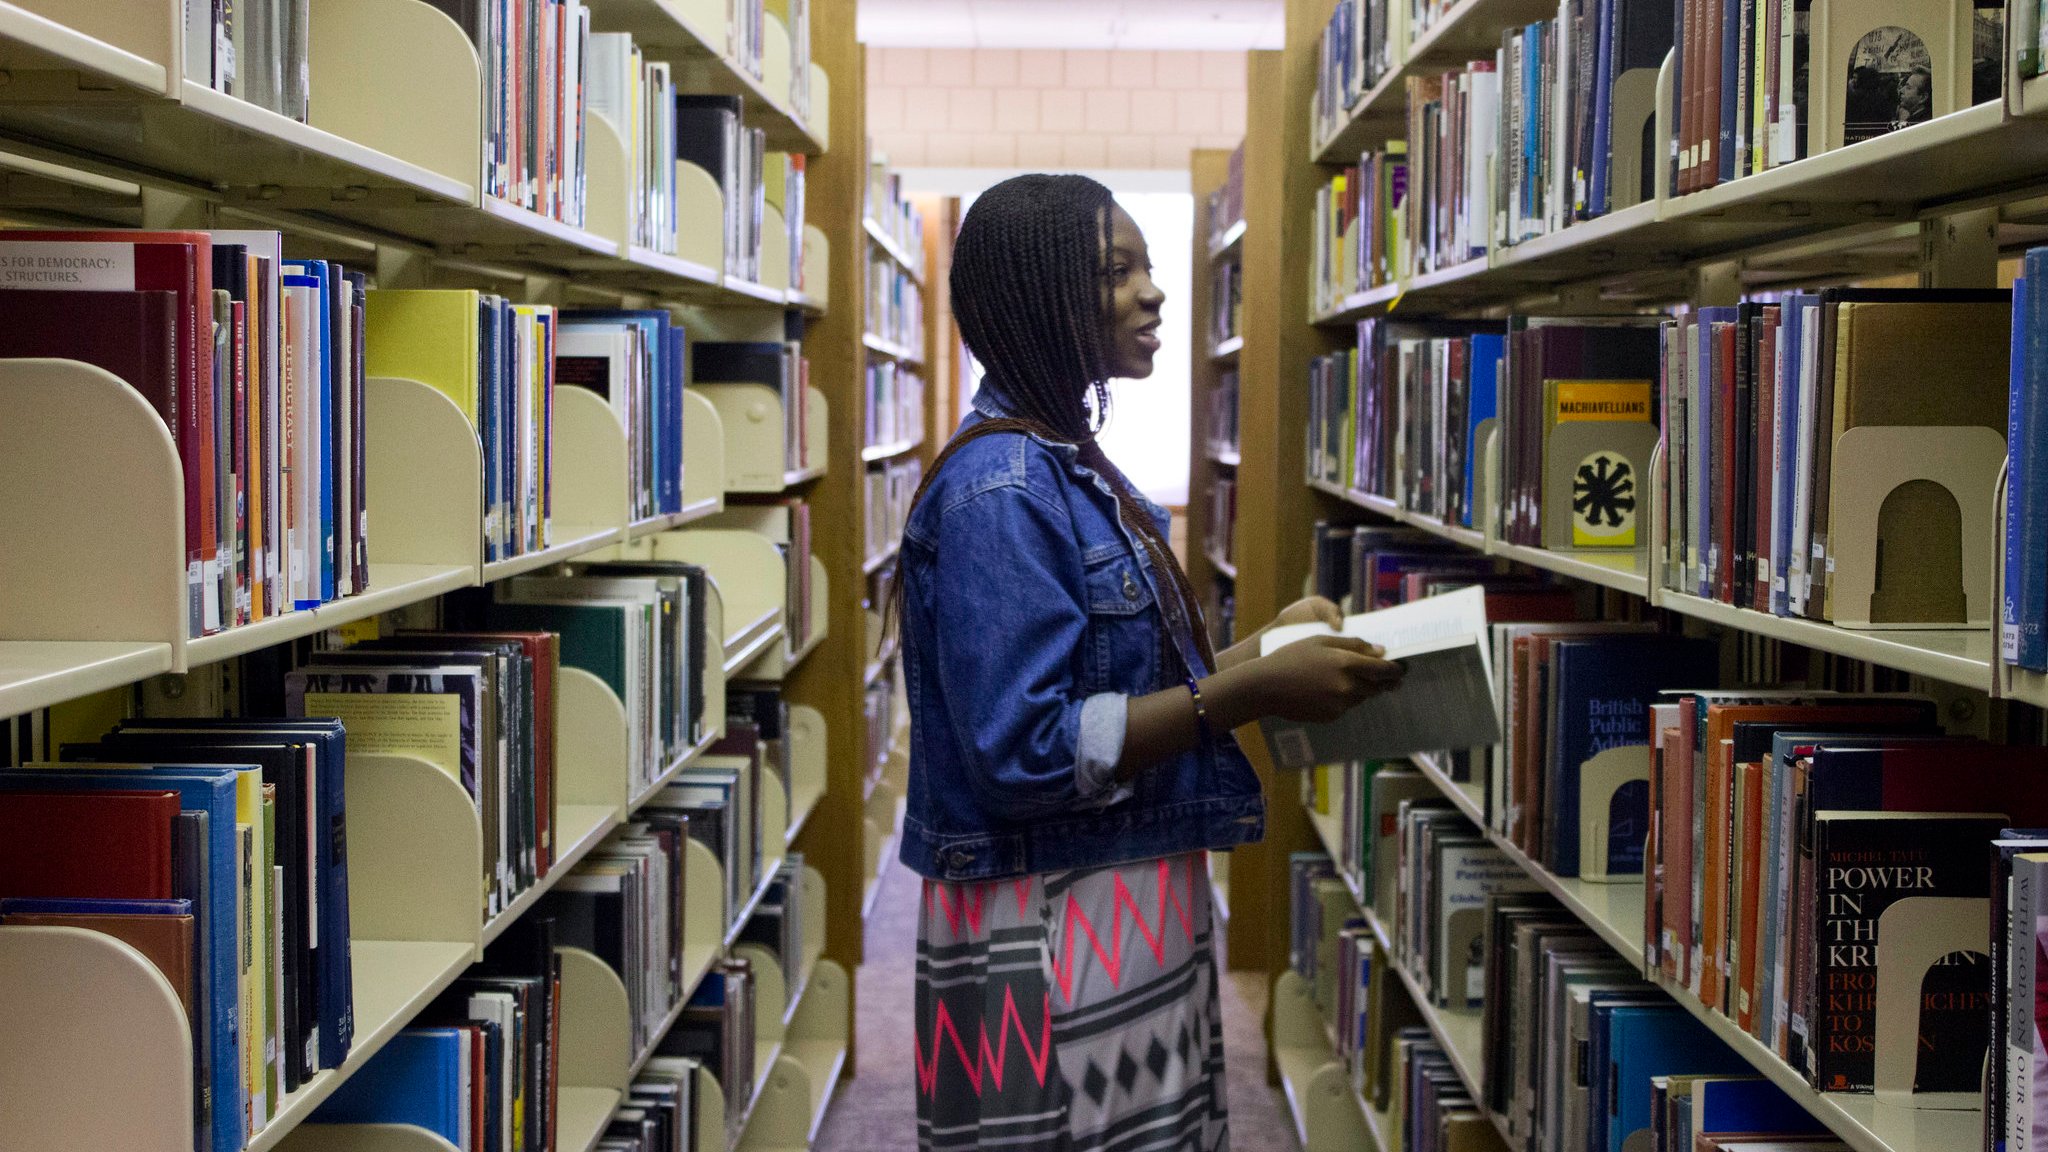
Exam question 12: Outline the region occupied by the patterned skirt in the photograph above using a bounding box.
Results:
[914,851,1230,1152]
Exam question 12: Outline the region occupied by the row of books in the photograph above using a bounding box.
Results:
[864,456,921,568]
[1657,289,2006,628]
[189,0,309,121]
[1204,143,1247,250]
[773,153,810,294]
[435,0,597,229]
[1207,370,1241,461]
[866,253,924,350]
[1631,693,2048,1107]
[1669,0,1998,195]
[1206,474,1239,570]
[282,629,566,918]
[555,308,694,526]
[678,95,772,285]
[1310,0,1395,147]
[1488,627,1716,880]
[1310,316,1664,556]
[1310,148,1405,313]
[474,562,711,796]
[866,156,926,261]
[1404,66,1497,275]
[864,360,924,451]
[864,659,900,782]
[542,691,798,1055]
[1480,892,1833,1152]
[0,230,371,638]
[0,227,832,640]
[1491,0,1667,247]
[1294,798,1854,1152]
[0,719,356,1152]
[665,957,759,1144]
[366,290,561,564]
[588,35,682,255]
[1310,322,1501,533]
[1316,0,1998,264]
[310,920,561,1152]
[1212,260,1243,347]
[604,1054,706,1151]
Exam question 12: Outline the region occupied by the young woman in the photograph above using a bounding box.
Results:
[899,174,1399,1152]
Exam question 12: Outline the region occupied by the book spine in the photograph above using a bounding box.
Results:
[2010,858,2038,1152]
[2011,260,2048,669]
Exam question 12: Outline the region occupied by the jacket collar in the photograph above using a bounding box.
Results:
[970,380,1016,420]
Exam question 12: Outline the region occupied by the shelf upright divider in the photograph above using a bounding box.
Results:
[1232,34,1351,987]
[782,0,868,1087]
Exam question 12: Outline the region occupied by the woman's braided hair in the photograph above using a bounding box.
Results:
[902,173,1217,673]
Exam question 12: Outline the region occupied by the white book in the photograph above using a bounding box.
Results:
[1258,586,1501,768]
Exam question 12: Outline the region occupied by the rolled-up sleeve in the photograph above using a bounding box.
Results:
[934,482,1127,816]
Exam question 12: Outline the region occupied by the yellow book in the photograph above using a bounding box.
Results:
[363,289,482,418]
[230,766,270,1127]
[1545,379,1655,548]
[763,151,787,213]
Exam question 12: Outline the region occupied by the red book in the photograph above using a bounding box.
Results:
[1751,308,1780,611]
[0,789,180,899]
[0,288,179,425]
[0,231,215,636]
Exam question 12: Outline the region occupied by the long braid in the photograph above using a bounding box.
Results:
[897,174,1217,676]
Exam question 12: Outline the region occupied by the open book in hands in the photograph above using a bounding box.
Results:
[1256,585,1502,769]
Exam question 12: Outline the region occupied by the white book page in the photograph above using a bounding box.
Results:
[1261,585,1488,661]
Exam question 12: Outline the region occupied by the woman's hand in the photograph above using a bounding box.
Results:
[1211,595,1347,672]
[1242,635,1403,723]
[1269,595,1345,632]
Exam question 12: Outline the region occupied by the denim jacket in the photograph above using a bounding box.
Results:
[896,383,1265,883]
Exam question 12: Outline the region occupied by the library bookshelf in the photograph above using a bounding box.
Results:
[1221,0,2048,1148]
[0,1,920,1149]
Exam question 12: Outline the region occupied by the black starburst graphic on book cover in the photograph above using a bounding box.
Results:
[1573,452,1637,536]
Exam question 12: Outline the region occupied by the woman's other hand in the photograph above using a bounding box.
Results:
[1247,635,1403,722]
[1269,595,1345,632]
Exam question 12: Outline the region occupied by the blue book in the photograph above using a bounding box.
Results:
[2006,263,2047,669]
[1545,635,1718,876]
[312,1027,466,1142]
[1462,334,1503,526]
[477,296,499,562]
[1583,988,1665,1140]
[1587,0,1619,216]
[1524,25,1543,226]
[1691,1077,1824,1137]
[0,766,242,1152]
[666,323,688,513]
[1601,1004,1749,1152]
[284,260,336,602]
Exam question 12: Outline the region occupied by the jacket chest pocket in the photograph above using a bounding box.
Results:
[1081,553,1159,694]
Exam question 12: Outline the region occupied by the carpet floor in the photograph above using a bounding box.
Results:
[814,852,1303,1152]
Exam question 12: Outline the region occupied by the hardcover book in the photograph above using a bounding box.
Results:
[1808,810,2004,1094]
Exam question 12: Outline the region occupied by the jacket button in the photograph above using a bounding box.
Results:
[1122,572,1139,601]
[946,849,974,869]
